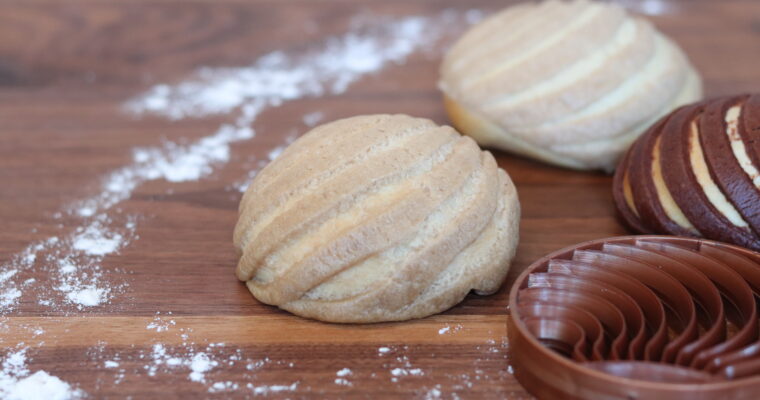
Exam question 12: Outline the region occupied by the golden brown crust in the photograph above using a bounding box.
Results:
[234,114,521,323]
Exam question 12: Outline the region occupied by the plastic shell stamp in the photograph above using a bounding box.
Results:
[509,235,760,400]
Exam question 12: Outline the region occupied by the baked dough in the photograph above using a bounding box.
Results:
[440,0,702,172]
[614,95,760,251]
[233,114,520,323]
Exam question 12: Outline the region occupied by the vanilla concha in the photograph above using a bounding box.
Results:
[233,114,520,323]
[440,0,703,172]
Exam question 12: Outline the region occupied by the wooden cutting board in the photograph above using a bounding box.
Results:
[1,0,759,398]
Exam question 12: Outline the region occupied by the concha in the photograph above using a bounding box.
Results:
[234,114,520,323]
[614,94,760,251]
[440,0,702,171]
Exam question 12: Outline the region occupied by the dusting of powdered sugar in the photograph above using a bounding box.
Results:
[334,367,353,386]
[81,333,300,394]
[0,347,85,400]
[146,312,177,333]
[143,343,220,383]
[126,13,457,120]
[1,215,136,311]
[302,111,325,127]
[248,382,299,396]
[388,352,426,383]
[438,324,463,335]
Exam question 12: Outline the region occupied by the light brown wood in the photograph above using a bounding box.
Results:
[1,0,760,398]
[2,315,507,347]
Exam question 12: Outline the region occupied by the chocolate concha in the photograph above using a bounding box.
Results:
[613,94,760,251]
[439,0,702,172]
[233,114,520,323]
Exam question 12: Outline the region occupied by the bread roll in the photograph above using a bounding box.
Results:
[233,114,520,323]
[613,94,760,251]
[440,0,702,172]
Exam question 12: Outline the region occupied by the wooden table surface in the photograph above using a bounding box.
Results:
[2,0,760,398]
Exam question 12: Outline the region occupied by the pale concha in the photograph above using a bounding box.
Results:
[233,114,520,323]
[440,0,703,172]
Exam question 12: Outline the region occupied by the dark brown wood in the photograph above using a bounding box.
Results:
[1,0,759,398]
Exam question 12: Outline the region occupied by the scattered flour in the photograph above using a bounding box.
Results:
[63,286,106,307]
[126,13,454,120]
[1,215,135,311]
[0,348,84,400]
[247,382,299,396]
[209,381,239,393]
[335,367,353,386]
[438,324,463,335]
[0,288,21,310]
[390,368,424,377]
[189,353,217,383]
[267,146,286,162]
[72,226,123,256]
[334,378,352,386]
[423,385,443,400]
[146,313,176,333]
[3,371,81,400]
[388,352,427,383]
[302,111,325,127]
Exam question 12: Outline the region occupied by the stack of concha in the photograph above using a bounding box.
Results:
[440,0,702,171]
[234,114,520,323]
[614,95,760,251]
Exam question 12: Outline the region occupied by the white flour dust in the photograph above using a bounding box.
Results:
[438,324,463,335]
[0,348,84,400]
[81,336,300,395]
[247,382,299,396]
[334,367,353,386]
[0,215,136,312]
[146,312,176,333]
[126,13,457,120]
[302,111,325,127]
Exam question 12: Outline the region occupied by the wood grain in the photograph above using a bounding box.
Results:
[1,0,759,398]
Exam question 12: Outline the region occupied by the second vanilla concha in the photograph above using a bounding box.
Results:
[440,0,702,172]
